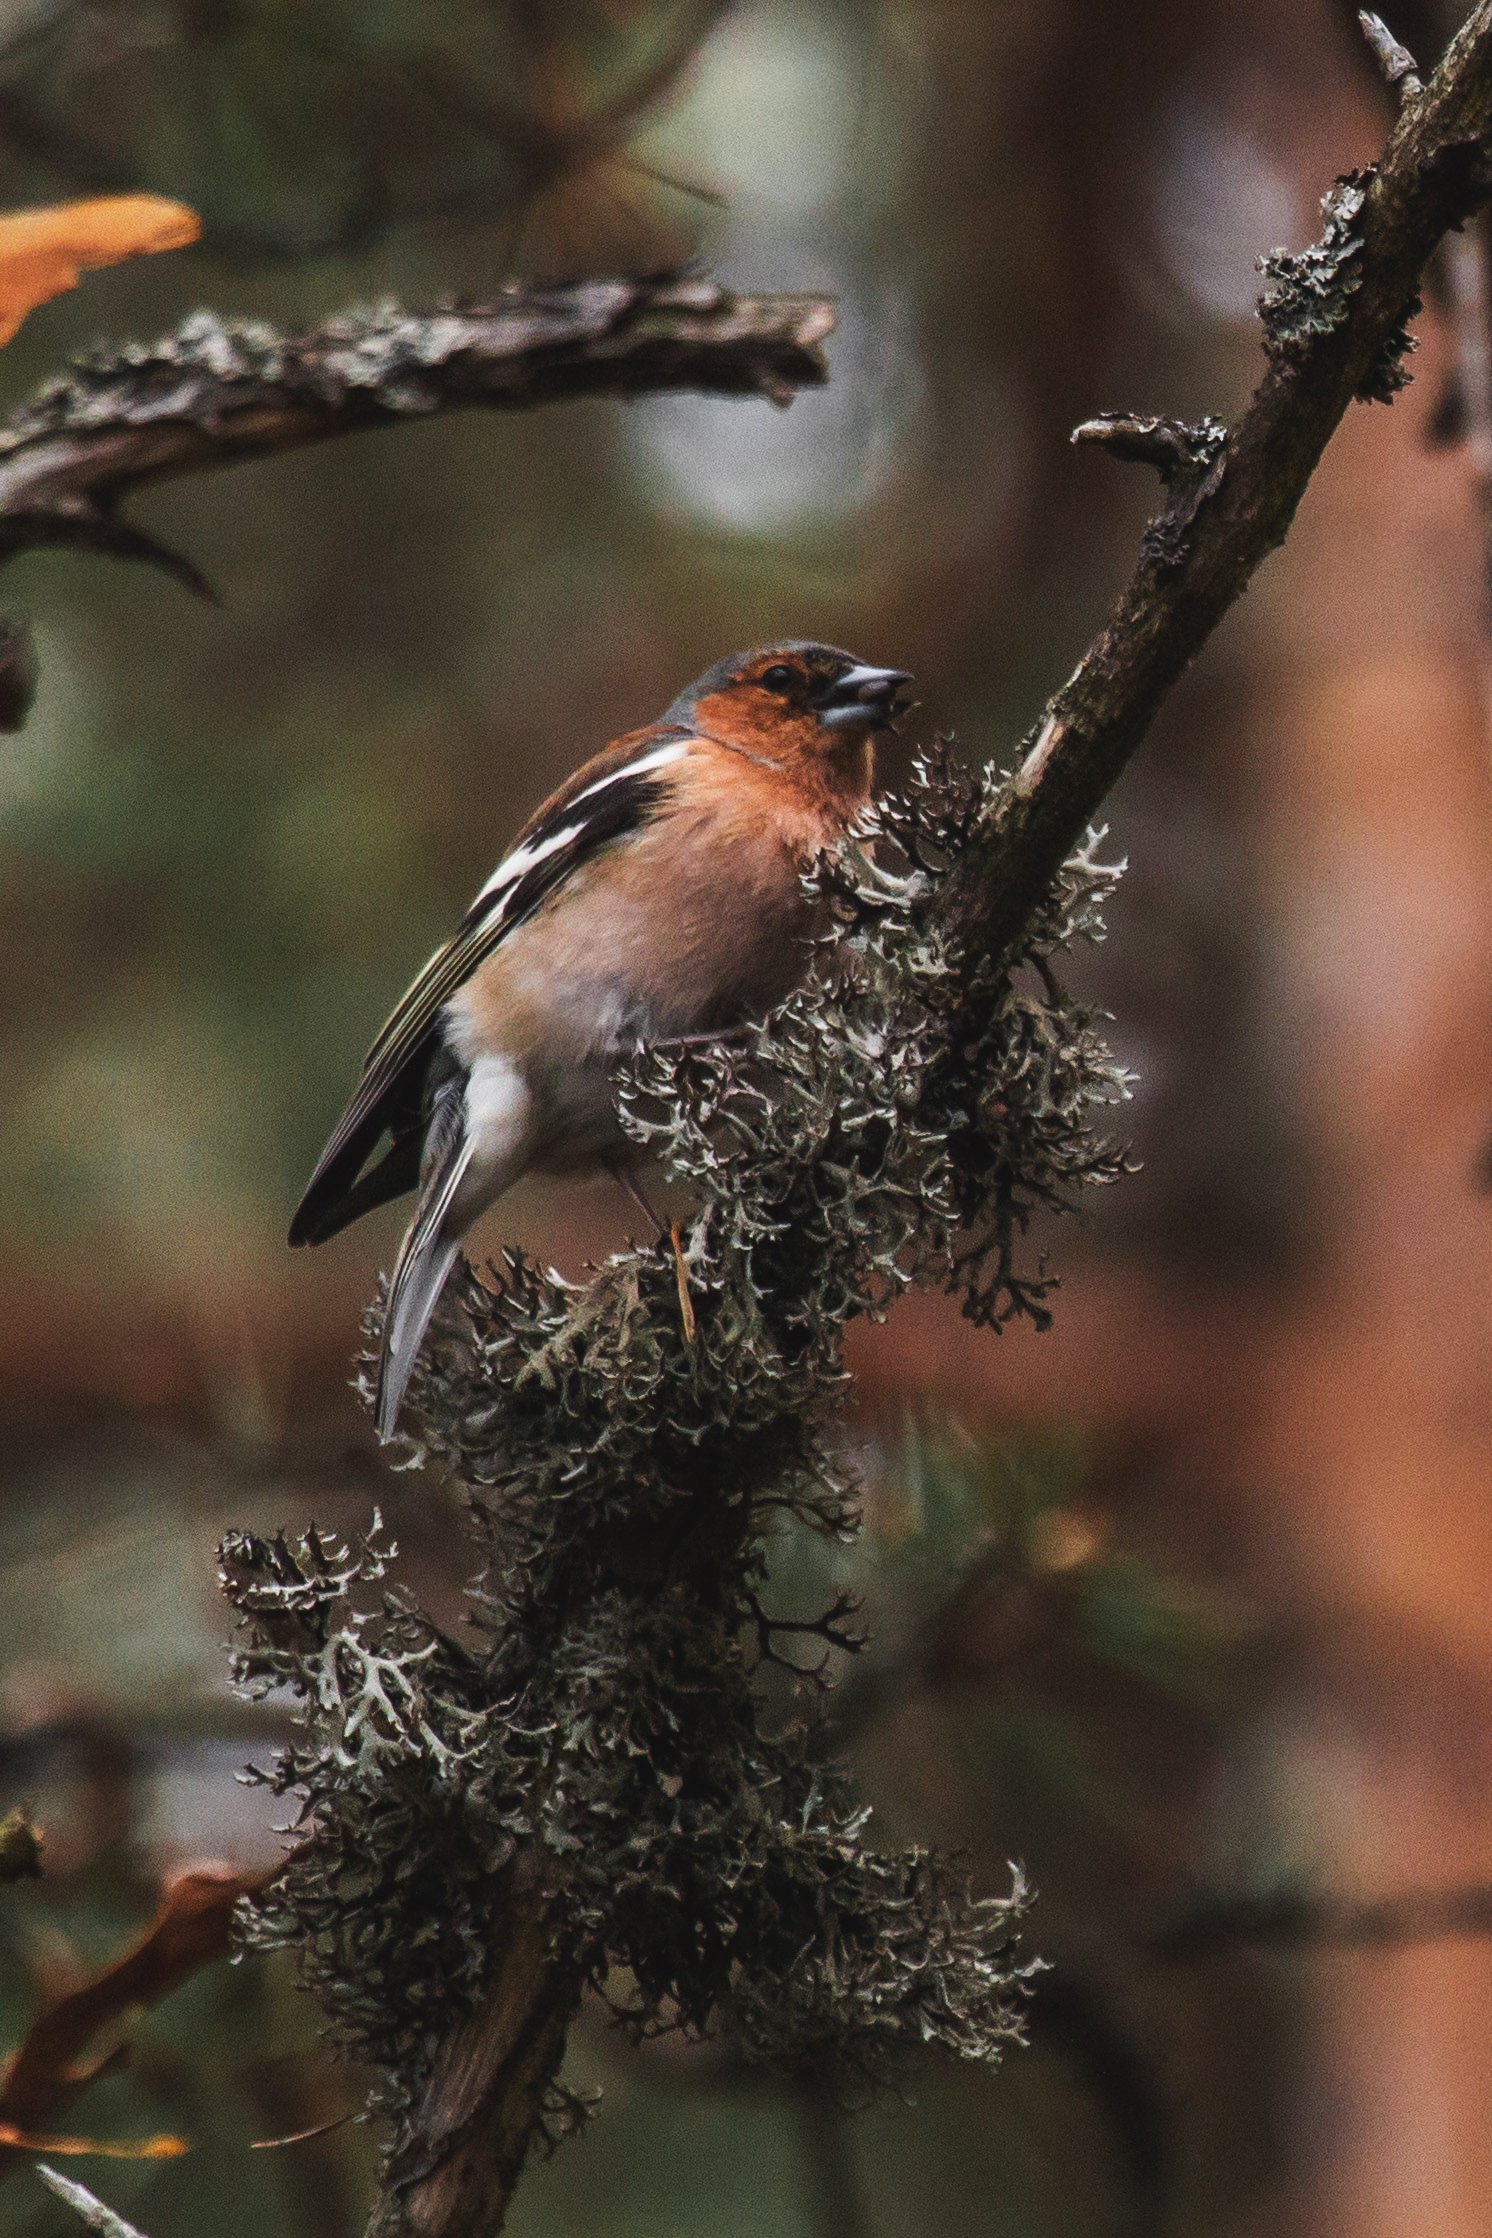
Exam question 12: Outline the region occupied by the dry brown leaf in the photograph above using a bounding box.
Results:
[0,1861,271,2184]
[0,195,200,345]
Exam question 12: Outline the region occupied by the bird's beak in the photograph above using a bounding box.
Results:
[817,664,915,731]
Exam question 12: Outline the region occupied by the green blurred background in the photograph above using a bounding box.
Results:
[6,2,1492,2233]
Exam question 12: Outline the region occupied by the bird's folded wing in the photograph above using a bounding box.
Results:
[291,726,693,1237]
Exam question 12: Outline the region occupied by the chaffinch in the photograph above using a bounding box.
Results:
[290,641,912,1439]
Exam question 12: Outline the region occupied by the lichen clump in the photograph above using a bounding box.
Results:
[1257,167,1418,403]
[221,746,1129,2153]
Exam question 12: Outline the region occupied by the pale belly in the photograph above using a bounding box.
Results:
[441,814,820,1187]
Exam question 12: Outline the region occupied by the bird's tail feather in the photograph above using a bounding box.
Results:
[375,1079,473,1442]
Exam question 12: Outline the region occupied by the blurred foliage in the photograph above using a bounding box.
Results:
[0,0,725,268]
[830,1422,1277,2234]
[877,1419,1233,1700]
[784,1415,1249,1895]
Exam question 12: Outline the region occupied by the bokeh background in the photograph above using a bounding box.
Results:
[2,0,1492,2232]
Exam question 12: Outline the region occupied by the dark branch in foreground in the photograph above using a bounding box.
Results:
[0,278,832,600]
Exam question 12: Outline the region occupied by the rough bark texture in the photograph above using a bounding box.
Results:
[365,1867,580,2238]
[942,0,1492,967]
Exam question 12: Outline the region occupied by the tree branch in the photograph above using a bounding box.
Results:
[366,1862,581,2238]
[1149,1878,1492,1957]
[0,279,833,598]
[34,2165,149,2238]
[1359,8,1425,99]
[195,18,1492,2237]
[942,0,1492,964]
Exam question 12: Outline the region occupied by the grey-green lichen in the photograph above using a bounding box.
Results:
[220,745,1129,2157]
[0,280,817,453]
[1257,168,1418,403]
[1259,173,1374,355]
[2,296,628,441]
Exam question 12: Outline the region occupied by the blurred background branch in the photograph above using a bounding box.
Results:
[1152,1876,1492,1955]
[949,0,1492,959]
[0,1,735,271]
[0,281,833,606]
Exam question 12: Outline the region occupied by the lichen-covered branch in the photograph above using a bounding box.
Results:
[208,19,1492,2238]
[221,758,1108,2238]
[0,279,832,597]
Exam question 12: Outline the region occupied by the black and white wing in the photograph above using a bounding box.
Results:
[288,727,691,1246]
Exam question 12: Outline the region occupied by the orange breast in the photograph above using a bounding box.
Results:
[449,744,841,1081]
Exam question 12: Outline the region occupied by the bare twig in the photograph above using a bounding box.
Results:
[33,2165,149,2238]
[1359,9,1425,99]
[1070,411,1228,483]
[746,1588,866,1691]
[0,279,832,600]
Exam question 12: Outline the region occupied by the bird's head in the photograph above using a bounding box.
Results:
[668,642,912,801]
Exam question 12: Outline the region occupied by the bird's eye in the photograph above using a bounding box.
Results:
[760,664,796,692]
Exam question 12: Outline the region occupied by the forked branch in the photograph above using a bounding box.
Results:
[943,0,1492,961]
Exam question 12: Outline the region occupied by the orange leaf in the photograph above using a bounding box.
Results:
[0,195,201,346]
[0,1860,271,2185]
[0,2124,186,2159]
